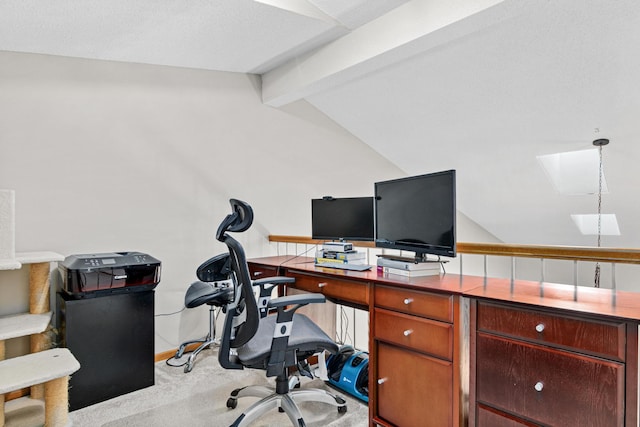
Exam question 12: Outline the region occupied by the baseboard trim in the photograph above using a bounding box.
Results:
[154,343,202,363]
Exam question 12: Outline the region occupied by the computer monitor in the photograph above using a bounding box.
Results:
[311,197,375,242]
[374,170,456,260]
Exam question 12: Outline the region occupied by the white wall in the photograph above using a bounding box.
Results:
[0,51,524,358]
[0,51,411,354]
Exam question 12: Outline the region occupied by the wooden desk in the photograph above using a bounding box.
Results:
[249,256,480,427]
[248,256,640,427]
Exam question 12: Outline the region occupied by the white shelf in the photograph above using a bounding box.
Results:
[0,251,64,271]
[15,251,65,264]
[0,312,52,341]
[0,348,80,394]
[1,249,75,426]
[4,397,44,427]
[0,259,21,270]
[3,396,73,427]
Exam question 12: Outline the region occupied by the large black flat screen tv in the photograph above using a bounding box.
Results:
[375,170,456,259]
[312,197,375,242]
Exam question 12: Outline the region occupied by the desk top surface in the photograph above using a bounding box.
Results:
[250,256,640,322]
[257,255,482,293]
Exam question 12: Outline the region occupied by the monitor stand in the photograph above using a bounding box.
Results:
[377,253,445,264]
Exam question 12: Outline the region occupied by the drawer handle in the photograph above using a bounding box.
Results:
[403,298,413,305]
[253,271,263,277]
[377,378,388,385]
[535,323,545,333]
[534,381,544,392]
[403,329,413,337]
[318,282,328,288]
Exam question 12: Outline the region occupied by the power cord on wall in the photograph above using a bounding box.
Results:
[337,305,353,346]
[277,245,318,269]
[155,306,186,317]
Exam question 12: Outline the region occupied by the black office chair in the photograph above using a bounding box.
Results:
[215,199,347,427]
[173,254,235,373]
[174,251,288,373]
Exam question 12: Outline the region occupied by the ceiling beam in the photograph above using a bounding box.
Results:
[261,0,533,107]
[253,0,340,25]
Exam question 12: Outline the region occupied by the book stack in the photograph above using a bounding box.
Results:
[376,257,441,277]
[315,244,367,266]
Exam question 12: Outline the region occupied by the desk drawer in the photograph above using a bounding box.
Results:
[374,308,452,360]
[248,263,280,280]
[477,301,625,360]
[476,333,624,427]
[374,285,452,322]
[376,342,452,427]
[288,271,369,306]
[477,404,541,427]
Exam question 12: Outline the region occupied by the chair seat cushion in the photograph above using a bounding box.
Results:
[184,281,234,308]
[237,313,339,367]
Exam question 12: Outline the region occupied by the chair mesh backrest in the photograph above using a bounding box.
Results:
[217,199,260,348]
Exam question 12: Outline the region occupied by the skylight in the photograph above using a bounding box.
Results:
[538,146,621,237]
[571,214,620,236]
[537,148,608,195]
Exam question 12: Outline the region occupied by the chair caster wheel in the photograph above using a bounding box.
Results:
[338,405,347,414]
[227,398,237,409]
[184,363,193,373]
[278,407,285,413]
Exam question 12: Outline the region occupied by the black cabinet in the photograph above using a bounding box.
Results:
[57,290,155,410]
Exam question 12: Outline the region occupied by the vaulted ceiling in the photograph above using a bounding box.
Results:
[2,0,639,248]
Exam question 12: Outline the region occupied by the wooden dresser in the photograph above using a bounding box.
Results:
[468,282,639,427]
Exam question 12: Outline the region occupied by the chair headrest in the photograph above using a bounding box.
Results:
[216,199,254,241]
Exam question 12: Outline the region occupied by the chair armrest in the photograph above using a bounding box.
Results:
[268,293,326,308]
[253,276,296,318]
[253,276,295,287]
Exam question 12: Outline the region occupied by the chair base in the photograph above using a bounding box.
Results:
[175,335,219,373]
[226,376,347,427]
[174,304,219,373]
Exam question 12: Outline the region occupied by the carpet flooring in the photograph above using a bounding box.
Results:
[67,348,369,427]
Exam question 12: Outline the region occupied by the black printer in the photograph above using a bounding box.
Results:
[59,251,161,297]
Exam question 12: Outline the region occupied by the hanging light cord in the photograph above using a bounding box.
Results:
[597,144,603,249]
[594,144,603,287]
[593,138,609,287]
